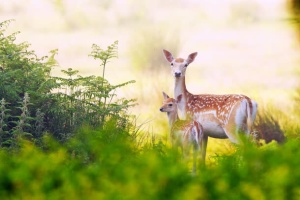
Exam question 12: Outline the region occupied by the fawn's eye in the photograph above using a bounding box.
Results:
[184,64,188,67]
[171,63,173,66]
[168,104,172,107]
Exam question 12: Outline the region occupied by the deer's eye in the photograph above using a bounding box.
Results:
[168,104,173,107]
[171,63,174,66]
[184,64,188,67]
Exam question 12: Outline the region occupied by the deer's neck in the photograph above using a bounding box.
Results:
[167,112,178,128]
[174,76,189,98]
[174,76,189,119]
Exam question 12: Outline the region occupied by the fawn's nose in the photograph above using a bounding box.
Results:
[174,72,181,77]
[159,108,163,112]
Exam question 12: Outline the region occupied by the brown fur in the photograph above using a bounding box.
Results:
[175,58,184,63]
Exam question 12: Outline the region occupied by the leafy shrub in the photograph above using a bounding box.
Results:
[0,124,300,199]
[0,20,135,146]
[0,19,54,146]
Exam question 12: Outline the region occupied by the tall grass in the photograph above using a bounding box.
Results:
[253,105,286,144]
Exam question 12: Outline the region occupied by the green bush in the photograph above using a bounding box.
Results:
[0,122,189,199]
[0,20,135,146]
[0,125,300,199]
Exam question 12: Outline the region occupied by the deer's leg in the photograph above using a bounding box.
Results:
[200,135,208,165]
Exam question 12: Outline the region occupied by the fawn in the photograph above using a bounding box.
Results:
[160,92,204,172]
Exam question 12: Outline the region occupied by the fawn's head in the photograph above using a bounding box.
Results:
[163,49,197,78]
[159,92,183,113]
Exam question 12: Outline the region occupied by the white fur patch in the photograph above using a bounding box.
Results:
[196,110,217,117]
[194,112,227,138]
[251,100,258,122]
[234,100,247,132]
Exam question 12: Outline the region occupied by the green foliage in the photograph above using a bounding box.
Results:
[89,40,118,80]
[0,20,52,99]
[204,140,300,200]
[45,52,135,140]
[0,20,135,144]
[0,98,10,147]
[0,19,54,145]
[0,121,190,199]
[12,93,33,135]
[0,123,300,199]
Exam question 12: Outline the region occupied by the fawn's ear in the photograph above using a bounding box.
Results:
[176,94,183,103]
[163,49,174,63]
[186,52,198,65]
[162,92,169,100]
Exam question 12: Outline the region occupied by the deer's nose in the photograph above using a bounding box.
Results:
[159,108,163,112]
[175,72,181,77]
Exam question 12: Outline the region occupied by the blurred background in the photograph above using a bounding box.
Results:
[1,0,299,155]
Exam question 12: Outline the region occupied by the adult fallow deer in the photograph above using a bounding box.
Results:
[162,49,258,161]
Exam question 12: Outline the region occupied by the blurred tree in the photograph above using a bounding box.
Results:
[289,0,300,116]
[289,0,300,44]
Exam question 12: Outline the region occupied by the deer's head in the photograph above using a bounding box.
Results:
[163,50,197,78]
[159,92,183,113]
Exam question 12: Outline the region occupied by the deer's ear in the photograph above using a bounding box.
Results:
[162,92,169,100]
[163,49,174,63]
[187,52,198,64]
[177,94,183,103]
